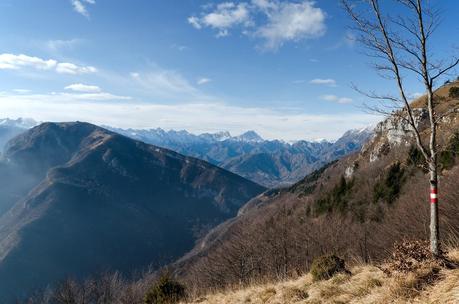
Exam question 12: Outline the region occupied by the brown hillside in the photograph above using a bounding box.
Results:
[173,82,459,296]
[186,248,459,304]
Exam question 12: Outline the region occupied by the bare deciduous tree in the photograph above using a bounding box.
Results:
[342,0,459,256]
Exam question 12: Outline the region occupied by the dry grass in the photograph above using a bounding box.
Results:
[185,250,459,304]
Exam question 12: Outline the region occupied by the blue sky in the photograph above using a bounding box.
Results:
[0,0,458,140]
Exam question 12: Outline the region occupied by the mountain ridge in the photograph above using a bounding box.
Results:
[0,120,373,187]
[108,125,374,187]
[0,122,265,302]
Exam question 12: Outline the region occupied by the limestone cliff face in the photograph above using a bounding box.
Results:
[360,108,428,163]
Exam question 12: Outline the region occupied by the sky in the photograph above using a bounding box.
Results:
[0,0,458,141]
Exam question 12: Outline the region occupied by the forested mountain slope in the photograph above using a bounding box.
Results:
[0,122,264,302]
[173,81,459,294]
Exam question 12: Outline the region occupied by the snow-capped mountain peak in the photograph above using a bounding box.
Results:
[0,118,38,129]
[234,131,264,143]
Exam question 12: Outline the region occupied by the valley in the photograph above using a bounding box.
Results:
[0,122,264,301]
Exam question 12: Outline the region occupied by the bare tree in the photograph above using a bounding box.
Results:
[342,0,459,256]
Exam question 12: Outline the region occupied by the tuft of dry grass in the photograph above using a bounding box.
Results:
[282,287,309,302]
[259,287,276,303]
[185,248,459,304]
[447,248,459,264]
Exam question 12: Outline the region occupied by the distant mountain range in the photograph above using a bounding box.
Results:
[0,122,264,302]
[0,118,373,187]
[0,118,37,150]
[108,126,374,187]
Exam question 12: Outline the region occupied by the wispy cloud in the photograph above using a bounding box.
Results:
[130,70,195,94]
[0,92,380,141]
[12,89,31,94]
[71,0,96,18]
[129,67,209,100]
[46,39,83,52]
[328,31,357,50]
[62,84,130,100]
[56,62,97,74]
[188,0,326,50]
[320,94,353,104]
[293,80,306,84]
[0,90,129,103]
[65,83,101,93]
[171,44,189,51]
[310,78,336,86]
[0,53,97,75]
[58,92,131,101]
[197,78,212,85]
[188,17,202,29]
[409,92,424,100]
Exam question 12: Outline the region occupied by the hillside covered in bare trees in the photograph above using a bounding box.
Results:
[172,81,459,296]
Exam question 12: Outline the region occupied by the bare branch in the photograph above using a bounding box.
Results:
[431,58,459,82]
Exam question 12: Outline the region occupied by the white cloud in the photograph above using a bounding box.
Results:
[58,92,131,101]
[188,2,251,37]
[0,91,129,102]
[252,0,277,10]
[56,62,97,74]
[71,0,96,18]
[55,82,130,101]
[197,78,212,85]
[254,1,326,50]
[61,84,130,100]
[320,94,353,104]
[0,54,56,70]
[0,53,97,75]
[188,0,326,49]
[0,92,380,141]
[309,78,336,86]
[65,83,101,93]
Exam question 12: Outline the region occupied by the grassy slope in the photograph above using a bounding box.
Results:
[187,249,459,304]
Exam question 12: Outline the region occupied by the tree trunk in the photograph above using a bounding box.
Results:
[429,169,440,256]
[427,84,439,256]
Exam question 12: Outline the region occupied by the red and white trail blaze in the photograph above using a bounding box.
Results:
[430,186,438,204]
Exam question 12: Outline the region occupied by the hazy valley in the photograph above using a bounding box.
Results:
[0,122,264,301]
